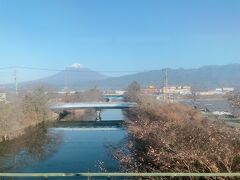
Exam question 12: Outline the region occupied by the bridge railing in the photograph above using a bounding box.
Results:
[0,173,240,179]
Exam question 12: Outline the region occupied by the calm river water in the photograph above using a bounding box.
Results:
[0,109,126,175]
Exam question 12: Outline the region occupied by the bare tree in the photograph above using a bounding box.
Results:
[0,88,55,142]
[124,81,141,102]
[228,91,240,117]
[116,96,240,178]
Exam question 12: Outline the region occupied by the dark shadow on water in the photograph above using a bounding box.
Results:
[0,122,63,172]
[53,120,124,128]
[0,109,128,178]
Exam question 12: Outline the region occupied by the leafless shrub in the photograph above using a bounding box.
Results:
[0,101,23,139]
[22,88,51,123]
[124,81,141,102]
[117,96,240,179]
[64,89,103,103]
[0,88,56,142]
[228,92,240,116]
[58,89,103,121]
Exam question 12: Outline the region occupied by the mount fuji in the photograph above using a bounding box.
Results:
[21,64,109,89]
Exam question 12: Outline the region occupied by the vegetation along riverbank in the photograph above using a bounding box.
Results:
[116,82,240,178]
[0,89,57,142]
[0,88,103,142]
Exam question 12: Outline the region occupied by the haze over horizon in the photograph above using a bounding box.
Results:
[0,0,240,83]
[1,63,240,86]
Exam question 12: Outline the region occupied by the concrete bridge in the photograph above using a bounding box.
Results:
[103,94,124,98]
[50,102,136,111]
[50,102,137,120]
[103,94,124,102]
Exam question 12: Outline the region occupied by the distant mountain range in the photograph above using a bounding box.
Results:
[13,63,240,91]
[79,64,240,90]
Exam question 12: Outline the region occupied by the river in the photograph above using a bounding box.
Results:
[0,109,126,175]
[1,98,239,178]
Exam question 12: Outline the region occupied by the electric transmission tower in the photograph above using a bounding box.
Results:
[162,68,168,88]
[162,68,169,102]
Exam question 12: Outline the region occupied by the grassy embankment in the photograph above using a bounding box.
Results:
[0,88,103,142]
[0,89,57,142]
[116,82,240,177]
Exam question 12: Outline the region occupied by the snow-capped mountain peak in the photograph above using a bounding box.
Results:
[69,63,84,69]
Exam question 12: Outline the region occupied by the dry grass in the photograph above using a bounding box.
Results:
[116,96,240,177]
[228,92,240,116]
[0,89,56,142]
[63,89,103,103]
[57,89,103,121]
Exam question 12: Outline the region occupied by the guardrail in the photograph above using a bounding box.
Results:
[0,173,240,179]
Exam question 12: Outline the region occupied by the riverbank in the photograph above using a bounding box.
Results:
[119,96,240,175]
[58,109,96,121]
[0,122,63,171]
[0,88,104,142]
[0,109,125,172]
[0,89,58,142]
[0,111,58,143]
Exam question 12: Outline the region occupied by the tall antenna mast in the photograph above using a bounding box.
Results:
[163,68,168,88]
[162,68,169,102]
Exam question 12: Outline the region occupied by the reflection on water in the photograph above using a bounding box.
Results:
[0,109,126,173]
[101,109,124,121]
[0,123,63,172]
[80,109,124,121]
[19,128,125,173]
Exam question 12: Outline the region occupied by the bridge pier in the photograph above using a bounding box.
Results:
[96,110,102,121]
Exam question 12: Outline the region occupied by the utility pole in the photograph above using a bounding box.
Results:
[163,68,168,88]
[64,69,68,91]
[162,68,169,102]
[14,70,18,96]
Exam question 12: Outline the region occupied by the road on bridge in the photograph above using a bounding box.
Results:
[50,102,137,111]
[50,102,137,121]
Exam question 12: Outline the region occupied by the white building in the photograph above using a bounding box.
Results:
[197,87,234,96]
[222,87,234,92]
[162,86,192,95]
[115,90,126,95]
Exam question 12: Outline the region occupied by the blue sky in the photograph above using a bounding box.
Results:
[0,0,240,83]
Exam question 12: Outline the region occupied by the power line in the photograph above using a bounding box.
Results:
[0,67,16,70]
[0,66,156,73]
